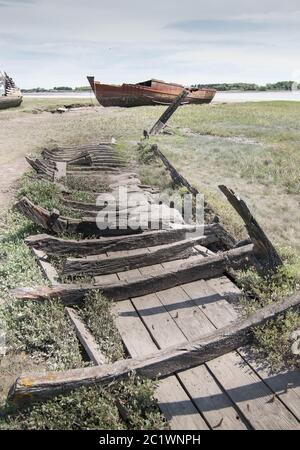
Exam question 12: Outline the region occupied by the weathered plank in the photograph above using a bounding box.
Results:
[219,185,282,273]
[208,352,299,430]
[25,224,219,256]
[11,244,254,304]
[8,291,300,403]
[149,89,189,135]
[150,144,198,197]
[32,248,59,286]
[62,236,216,276]
[113,272,209,430]
[16,197,149,237]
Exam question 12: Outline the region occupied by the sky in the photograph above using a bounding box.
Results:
[1,0,300,88]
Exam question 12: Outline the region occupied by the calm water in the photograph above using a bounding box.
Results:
[23,90,300,102]
[214,90,300,102]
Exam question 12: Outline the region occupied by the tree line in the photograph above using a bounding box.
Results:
[196,81,299,91]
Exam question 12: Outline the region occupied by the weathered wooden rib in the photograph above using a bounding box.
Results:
[61,198,150,213]
[16,196,147,236]
[8,290,300,403]
[67,166,120,173]
[149,89,189,136]
[219,185,282,274]
[150,144,199,196]
[62,236,217,276]
[11,244,254,304]
[67,153,93,166]
[25,156,54,179]
[25,224,219,256]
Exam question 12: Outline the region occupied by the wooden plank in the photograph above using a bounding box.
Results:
[178,365,250,430]
[8,291,300,404]
[115,266,209,430]
[149,89,189,135]
[32,248,59,286]
[208,352,299,430]
[142,263,249,430]
[16,196,149,237]
[12,244,254,304]
[210,276,300,422]
[62,237,212,276]
[66,307,106,365]
[150,144,198,196]
[25,225,218,256]
[182,280,300,429]
[239,350,300,422]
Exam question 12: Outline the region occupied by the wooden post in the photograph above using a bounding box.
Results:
[219,185,282,274]
[8,290,300,404]
[149,89,189,135]
[151,144,199,196]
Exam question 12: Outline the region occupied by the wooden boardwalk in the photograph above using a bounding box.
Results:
[11,141,300,430]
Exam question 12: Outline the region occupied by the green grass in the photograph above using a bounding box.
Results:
[20,97,95,113]
[1,376,167,430]
[77,291,125,362]
[17,174,108,219]
[0,176,166,430]
[235,247,300,371]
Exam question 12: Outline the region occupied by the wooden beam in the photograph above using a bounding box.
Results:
[8,290,300,403]
[65,307,107,365]
[150,144,199,196]
[149,89,189,136]
[62,236,216,276]
[16,197,145,237]
[11,244,254,304]
[25,224,219,256]
[219,185,282,274]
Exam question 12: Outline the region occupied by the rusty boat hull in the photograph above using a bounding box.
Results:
[87,77,216,107]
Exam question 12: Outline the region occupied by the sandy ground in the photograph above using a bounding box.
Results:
[0,106,101,209]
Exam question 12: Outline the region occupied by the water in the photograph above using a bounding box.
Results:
[214,90,300,102]
[23,91,92,99]
[23,90,300,102]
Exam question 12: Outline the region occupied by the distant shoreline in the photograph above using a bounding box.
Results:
[22,90,300,102]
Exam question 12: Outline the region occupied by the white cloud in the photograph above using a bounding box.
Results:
[0,0,299,87]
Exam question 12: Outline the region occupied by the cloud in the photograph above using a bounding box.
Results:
[0,0,35,7]
[166,17,296,34]
[0,0,299,87]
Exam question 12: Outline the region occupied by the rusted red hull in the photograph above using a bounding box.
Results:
[87,77,216,107]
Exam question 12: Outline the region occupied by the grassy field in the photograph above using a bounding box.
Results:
[1,98,299,249]
[0,98,299,429]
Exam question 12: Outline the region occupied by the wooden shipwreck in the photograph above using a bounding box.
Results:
[0,71,22,110]
[7,92,300,430]
[87,76,216,107]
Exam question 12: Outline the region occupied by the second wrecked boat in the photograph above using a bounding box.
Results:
[0,71,22,110]
[87,77,216,107]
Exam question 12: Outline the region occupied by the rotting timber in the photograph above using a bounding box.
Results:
[8,92,299,430]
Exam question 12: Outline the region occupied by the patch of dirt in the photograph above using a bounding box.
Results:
[179,127,262,145]
[0,352,46,404]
